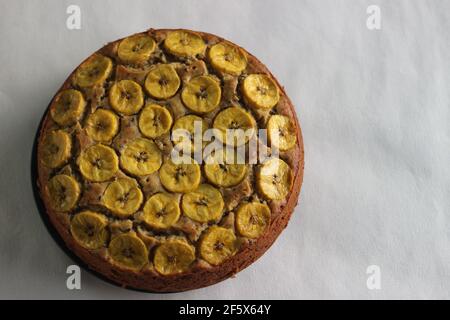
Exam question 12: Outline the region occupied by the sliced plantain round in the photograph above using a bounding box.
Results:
[40,130,72,168]
[138,103,173,138]
[212,106,256,146]
[257,158,293,200]
[164,30,206,57]
[108,232,148,270]
[144,64,181,99]
[47,174,80,212]
[78,144,119,182]
[70,211,109,250]
[236,202,271,239]
[119,138,162,176]
[204,148,247,187]
[267,115,297,151]
[85,108,119,143]
[142,192,181,230]
[172,114,208,153]
[153,240,196,275]
[182,184,224,223]
[103,178,143,217]
[118,34,156,64]
[208,42,247,75]
[72,54,112,88]
[159,157,201,193]
[181,75,221,113]
[242,74,279,109]
[109,80,144,115]
[199,226,238,266]
[50,89,86,127]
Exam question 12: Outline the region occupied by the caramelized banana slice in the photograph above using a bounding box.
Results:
[85,108,119,143]
[78,144,119,182]
[236,202,271,238]
[153,240,196,275]
[257,158,293,200]
[267,115,297,151]
[242,74,279,109]
[50,89,86,127]
[108,232,148,270]
[70,211,109,249]
[181,76,221,113]
[144,64,181,99]
[109,80,144,115]
[208,42,247,75]
[200,226,237,265]
[159,158,201,193]
[213,106,256,146]
[204,149,247,187]
[40,130,72,168]
[142,193,181,229]
[164,30,206,57]
[118,34,156,64]
[120,138,162,176]
[182,184,224,223]
[47,174,80,212]
[73,54,112,88]
[103,178,143,217]
[172,114,208,153]
[138,103,173,138]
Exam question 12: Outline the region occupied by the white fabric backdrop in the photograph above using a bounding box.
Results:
[0,0,449,299]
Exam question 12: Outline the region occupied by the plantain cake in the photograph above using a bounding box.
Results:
[35,28,304,292]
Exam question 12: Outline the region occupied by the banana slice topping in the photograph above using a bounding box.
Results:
[120,138,162,176]
[78,144,119,182]
[204,149,247,187]
[85,108,119,143]
[164,30,206,57]
[108,232,148,270]
[172,114,208,153]
[154,240,196,275]
[144,64,181,99]
[138,103,173,138]
[257,158,293,200]
[109,80,144,115]
[41,130,72,168]
[50,89,86,127]
[73,54,112,88]
[181,75,221,113]
[208,42,247,75]
[142,193,181,230]
[213,106,256,146]
[159,157,201,193]
[267,115,297,151]
[236,202,271,239]
[118,34,156,64]
[200,226,237,266]
[47,174,80,212]
[182,184,224,223]
[70,211,109,249]
[103,178,143,217]
[242,74,279,109]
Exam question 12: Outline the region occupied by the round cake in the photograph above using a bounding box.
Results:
[35,28,304,292]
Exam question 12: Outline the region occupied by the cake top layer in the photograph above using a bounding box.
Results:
[37,29,301,281]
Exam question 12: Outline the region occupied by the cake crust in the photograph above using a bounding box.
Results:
[35,28,304,292]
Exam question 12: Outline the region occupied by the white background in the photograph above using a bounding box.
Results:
[0,0,449,299]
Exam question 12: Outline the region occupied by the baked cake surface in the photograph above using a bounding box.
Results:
[36,28,304,292]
